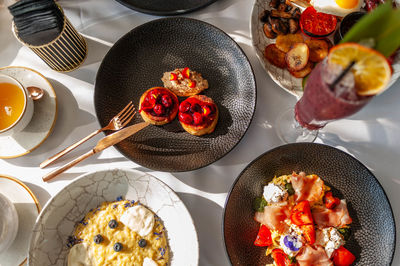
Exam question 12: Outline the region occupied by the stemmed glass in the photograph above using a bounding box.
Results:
[275,58,373,143]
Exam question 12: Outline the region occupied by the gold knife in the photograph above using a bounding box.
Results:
[42,122,150,182]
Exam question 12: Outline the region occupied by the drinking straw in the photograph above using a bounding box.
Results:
[329,60,356,91]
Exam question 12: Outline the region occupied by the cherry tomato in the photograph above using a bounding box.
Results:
[254,225,272,247]
[332,246,356,266]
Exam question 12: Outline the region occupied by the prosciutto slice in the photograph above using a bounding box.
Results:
[291,172,324,203]
[296,245,333,266]
[254,203,290,233]
[313,200,353,228]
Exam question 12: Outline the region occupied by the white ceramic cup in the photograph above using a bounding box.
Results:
[0,192,19,254]
[0,74,34,136]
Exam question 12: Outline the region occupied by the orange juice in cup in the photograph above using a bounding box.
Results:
[0,74,34,136]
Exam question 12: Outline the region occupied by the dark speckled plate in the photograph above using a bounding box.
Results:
[223,143,395,265]
[94,17,256,172]
[115,0,218,16]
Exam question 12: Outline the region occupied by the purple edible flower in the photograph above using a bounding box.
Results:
[283,235,300,251]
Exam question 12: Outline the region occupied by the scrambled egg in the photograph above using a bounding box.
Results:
[71,199,169,266]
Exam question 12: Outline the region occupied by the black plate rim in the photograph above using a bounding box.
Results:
[94,17,257,172]
[222,142,396,265]
[115,0,219,16]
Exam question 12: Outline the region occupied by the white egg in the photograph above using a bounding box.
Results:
[310,0,363,17]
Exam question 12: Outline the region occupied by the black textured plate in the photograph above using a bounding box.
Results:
[115,0,218,16]
[94,17,256,172]
[223,143,395,265]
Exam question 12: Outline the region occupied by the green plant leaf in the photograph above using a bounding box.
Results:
[340,0,400,57]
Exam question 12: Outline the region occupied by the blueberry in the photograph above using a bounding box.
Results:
[93,234,103,244]
[113,242,123,252]
[108,219,118,229]
[138,239,147,248]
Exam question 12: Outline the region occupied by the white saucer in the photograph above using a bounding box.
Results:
[0,66,57,158]
[0,175,41,266]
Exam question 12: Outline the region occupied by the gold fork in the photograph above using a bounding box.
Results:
[40,101,136,168]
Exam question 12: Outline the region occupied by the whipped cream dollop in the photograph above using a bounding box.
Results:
[68,242,93,266]
[143,257,158,266]
[120,205,155,237]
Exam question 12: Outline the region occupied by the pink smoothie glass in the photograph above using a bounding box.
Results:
[276,59,372,143]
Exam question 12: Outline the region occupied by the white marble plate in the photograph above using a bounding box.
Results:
[28,169,199,266]
[250,0,400,98]
[0,66,57,158]
[0,175,41,266]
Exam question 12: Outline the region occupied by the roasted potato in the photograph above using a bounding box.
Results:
[285,43,309,71]
[264,44,287,69]
[305,39,329,62]
[275,32,303,52]
[289,61,313,78]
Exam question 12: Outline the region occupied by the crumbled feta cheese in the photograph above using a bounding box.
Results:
[290,224,304,238]
[263,183,288,204]
[322,227,344,258]
[280,234,303,257]
[284,219,305,243]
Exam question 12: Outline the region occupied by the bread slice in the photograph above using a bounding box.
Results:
[161,68,208,97]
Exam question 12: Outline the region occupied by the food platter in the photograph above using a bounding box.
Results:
[115,0,218,16]
[29,168,198,266]
[223,143,395,265]
[250,0,400,98]
[94,17,256,172]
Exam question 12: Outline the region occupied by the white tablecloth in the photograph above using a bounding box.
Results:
[0,0,399,265]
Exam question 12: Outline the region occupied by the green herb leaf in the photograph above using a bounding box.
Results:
[253,197,267,212]
[337,227,352,241]
[285,182,295,195]
[302,74,309,91]
[340,0,400,57]
[289,255,297,263]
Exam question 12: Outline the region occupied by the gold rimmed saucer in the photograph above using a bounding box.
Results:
[0,66,57,158]
[0,174,41,266]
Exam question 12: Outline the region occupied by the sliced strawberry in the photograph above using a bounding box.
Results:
[188,79,196,88]
[182,67,191,78]
[324,192,340,209]
[253,225,272,247]
[301,224,315,245]
[271,249,297,266]
[271,249,287,266]
[332,246,356,266]
[170,72,178,81]
[291,201,313,225]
